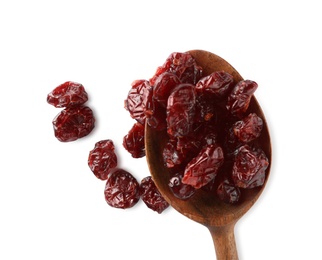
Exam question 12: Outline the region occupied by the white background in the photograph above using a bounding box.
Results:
[0,1,321,259]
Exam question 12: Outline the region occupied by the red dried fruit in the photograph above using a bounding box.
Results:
[150,52,202,85]
[182,144,224,189]
[88,140,117,180]
[226,80,258,116]
[52,106,95,142]
[217,178,241,204]
[153,72,181,107]
[168,172,196,200]
[166,83,196,137]
[232,145,269,188]
[196,71,234,98]
[104,169,140,209]
[163,139,185,168]
[125,79,151,124]
[47,81,88,108]
[123,122,145,158]
[140,176,169,214]
[233,113,263,143]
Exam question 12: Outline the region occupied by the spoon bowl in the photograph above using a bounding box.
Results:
[145,50,272,259]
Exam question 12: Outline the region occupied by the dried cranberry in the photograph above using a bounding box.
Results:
[150,52,202,85]
[153,72,181,107]
[168,172,196,200]
[88,140,117,180]
[182,144,224,189]
[52,106,95,142]
[123,122,145,158]
[124,79,151,124]
[104,169,140,209]
[217,178,241,204]
[163,139,185,168]
[232,145,269,188]
[226,80,258,116]
[233,113,263,143]
[47,81,88,108]
[196,71,234,98]
[166,83,196,137]
[140,176,169,214]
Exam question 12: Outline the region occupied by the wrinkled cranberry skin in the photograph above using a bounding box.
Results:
[182,144,224,189]
[47,81,88,108]
[167,84,196,137]
[52,106,95,142]
[169,172,196,200]
[233,113,263,143]
[232,145,269,188]
[88,140,117,180]
[104,169,140,209]
[163,139,184,168]
[123,122,145,158]
[217,178,241,204]
[153,72,181,107]
[140,176,169,214]
[150,52,202,85]
[196,71,234,98]
[125,79,151,124]
[226,80,258,116]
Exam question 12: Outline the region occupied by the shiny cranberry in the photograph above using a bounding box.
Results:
[233,113,263,143]
[123,122,145,158]
[140,176,169,214]
[232,145,269,188]
[88,140,117,180]
[182,144,224,189]
[226,80,258,116]
[104,169,140,209]
[167,83,196,137]
[169,172,196,200]
[52,106,95,142]
[47,81,88,108]
[217,178,241,204]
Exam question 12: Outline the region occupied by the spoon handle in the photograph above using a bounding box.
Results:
[209,224,238,260]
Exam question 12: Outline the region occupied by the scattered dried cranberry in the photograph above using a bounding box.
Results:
[140,176,169,214]
[88,140,117,180]
[169,172,196,200]
[232,145,269,188]
[52,106,95,142]
[166,83,196,137]
[217,178,241,204]
[182,144,224,189]
[123,122,145,158]
[226,80,258,116]
[196,71,234,98]
[47,81,88,108]
[150,52,202,85]
[104,169,140,209]
[124,79,151,124]
[233,113,263,143]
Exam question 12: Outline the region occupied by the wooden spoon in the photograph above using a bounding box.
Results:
[145,50,272,260]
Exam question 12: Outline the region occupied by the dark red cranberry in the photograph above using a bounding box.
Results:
[124,79,151,124]
[123,122,145,158]
[47,81,88,108]
[168,172,196,200]
[52,106,95,142]
[232,145,269,188]
[182,144,224,189]
[217,178,241,204]
[233,113,263,143]
[88,140,117,180]
[166,83,196,137]
[150,52,202,85]
[153,72,181,107]
[140,176,169,214]
[104,169,140,209]
[163,139,185,168]
[226,80,258,117]
[196,71,234,98]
